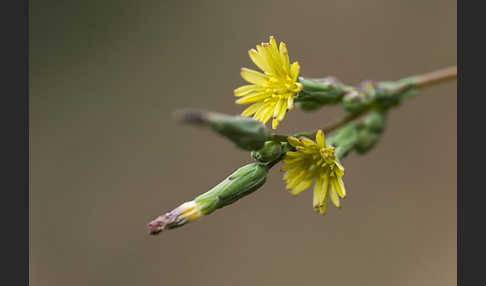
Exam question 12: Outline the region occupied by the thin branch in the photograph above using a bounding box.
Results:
[314,66,456,138]
[272,66,457,143]
[393,66,457,93]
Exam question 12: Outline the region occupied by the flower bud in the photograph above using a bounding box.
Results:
[148,163,269,235]
[177,109,272,151]
[354,129,381,154]
[342,81,376,113]
[251,141,283,163]
[355,110,387,154]
[363,110,387,133]
[194,163,269,215]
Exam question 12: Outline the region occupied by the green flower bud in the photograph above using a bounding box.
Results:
[148,163,269,235]
[363,110,387,133]
[341,81,377,113]
[251,141,283,163]
[194,163,269,215]
[374,86,401,109]
[177,110,272,151]
[355,129,382,154]
[342,89,374,113]
[355,110,387,154]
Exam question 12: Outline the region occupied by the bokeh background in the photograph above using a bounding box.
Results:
[30,1,456,285]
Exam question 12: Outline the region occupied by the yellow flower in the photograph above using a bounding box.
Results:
[235,36,303,130]
[281,130,346,215]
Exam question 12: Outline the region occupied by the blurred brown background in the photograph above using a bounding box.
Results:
[30,0,456,285]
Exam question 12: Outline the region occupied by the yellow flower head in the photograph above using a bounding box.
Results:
[235,36,303,130]
[281,130,346,215]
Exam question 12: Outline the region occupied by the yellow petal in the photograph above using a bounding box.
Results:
[319,195,328,215]
[268,36,282,68]
[279,42,290,72]
[287,137,302,147]
[273,98,282,118]
[320,173,330,205]
[329,181,341,208]
[316,130,325,148]
[241,68,268,85]
[234,84,261,97]
[256,44,276,75]
[276,99,288,121]
[262,42,283,76]
[269,36,279,54]
[290,62,300,81]
[253,103,269,121]
[336,177,346,198]
[235,92,269,104]
[248,49,271,74]
[335,160,345,172]
[241,102,264,117]
[300,137,316,147]
[291,177,313,195]
[287,95,294,110]
[284,151,302,158]
[283,169,300,181]
[260,104,275,123]
[286,170,307,189]
[272,117,280,130]
[313,177,323,208]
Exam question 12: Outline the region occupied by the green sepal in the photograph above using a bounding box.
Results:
[298,77,336,92]
[295,77,346,111]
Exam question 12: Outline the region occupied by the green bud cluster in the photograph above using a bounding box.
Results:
[323,109,387,159]
[296,77,419,117]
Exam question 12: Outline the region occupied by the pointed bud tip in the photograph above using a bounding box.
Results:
[173,109,209,125]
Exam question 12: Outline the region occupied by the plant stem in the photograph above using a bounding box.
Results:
[272,66,457,143]
[393,66,457,93]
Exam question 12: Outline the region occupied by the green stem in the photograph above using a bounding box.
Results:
[274,66,457,142]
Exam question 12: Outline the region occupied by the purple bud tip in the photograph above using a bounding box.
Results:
[147,214,171,235]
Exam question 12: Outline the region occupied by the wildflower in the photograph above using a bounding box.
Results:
[235,36,303,130]
[281,130,346,215]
